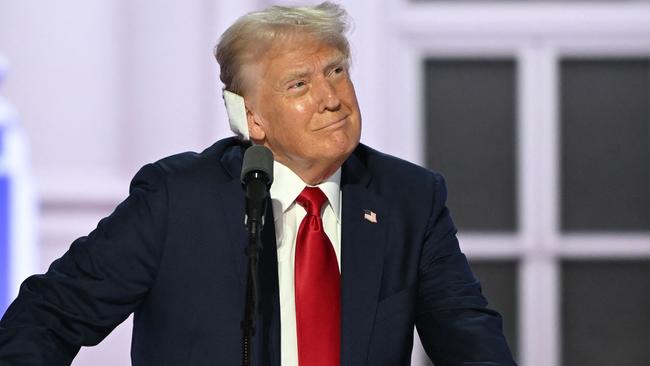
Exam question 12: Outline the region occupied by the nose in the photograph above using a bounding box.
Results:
[316,78,341,113]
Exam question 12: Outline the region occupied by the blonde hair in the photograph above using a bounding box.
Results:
[214,1,351,95]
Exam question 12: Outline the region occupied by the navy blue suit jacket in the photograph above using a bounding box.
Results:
[0,138,516,365]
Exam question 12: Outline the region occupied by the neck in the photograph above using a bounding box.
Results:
[250,139,350,185]
[274,156,344,186]
[289,161,341,185]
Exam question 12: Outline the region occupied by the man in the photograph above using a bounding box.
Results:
[0,2,516,365]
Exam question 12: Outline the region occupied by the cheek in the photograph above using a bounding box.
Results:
[265,102,310,139]
[342,84,360,108]
[280,97,311,115]
[274,100,313,133]
[293,101,308,114]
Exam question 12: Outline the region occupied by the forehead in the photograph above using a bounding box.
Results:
[258,36,345,77]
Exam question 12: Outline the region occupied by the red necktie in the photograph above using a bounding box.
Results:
[295,187,341,366]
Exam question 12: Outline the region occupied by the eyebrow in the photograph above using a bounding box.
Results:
[323,55,348,73]
[280,69,310,85]
[280,55,348,85]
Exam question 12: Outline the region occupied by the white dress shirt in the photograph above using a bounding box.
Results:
[269,161,342,366]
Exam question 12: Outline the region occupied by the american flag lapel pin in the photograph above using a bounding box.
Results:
[363,209,377,223]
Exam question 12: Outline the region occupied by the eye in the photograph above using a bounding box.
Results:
[330,66,346,76]
[289,80,306,90]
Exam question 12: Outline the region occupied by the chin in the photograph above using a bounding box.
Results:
[334,127,360,148]
[323,140,358,164]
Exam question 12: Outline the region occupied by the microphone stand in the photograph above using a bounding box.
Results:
[242,221,261,366]
[241,172,268,366]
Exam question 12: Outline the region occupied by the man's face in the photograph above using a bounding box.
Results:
[243,35,362,179]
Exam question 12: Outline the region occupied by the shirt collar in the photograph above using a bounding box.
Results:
[269,161,341,221]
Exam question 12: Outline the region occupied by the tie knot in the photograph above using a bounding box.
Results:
[296,186,328,217]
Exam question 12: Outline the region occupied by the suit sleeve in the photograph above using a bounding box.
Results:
[415,173,517,366]
[0,163,169,366]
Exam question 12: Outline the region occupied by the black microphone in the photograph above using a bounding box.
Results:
[241,145,274,236]
[240,144,273,366]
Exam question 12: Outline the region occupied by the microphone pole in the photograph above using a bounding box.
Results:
[240,145,273,366]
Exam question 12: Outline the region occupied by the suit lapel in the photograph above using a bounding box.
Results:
[340,152,387,366]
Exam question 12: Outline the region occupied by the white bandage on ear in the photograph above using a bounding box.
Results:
[223,90,250,141]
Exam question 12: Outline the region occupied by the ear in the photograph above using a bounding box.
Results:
[246,104,266,142]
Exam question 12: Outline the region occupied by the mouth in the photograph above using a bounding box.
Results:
[315,115,349,131]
